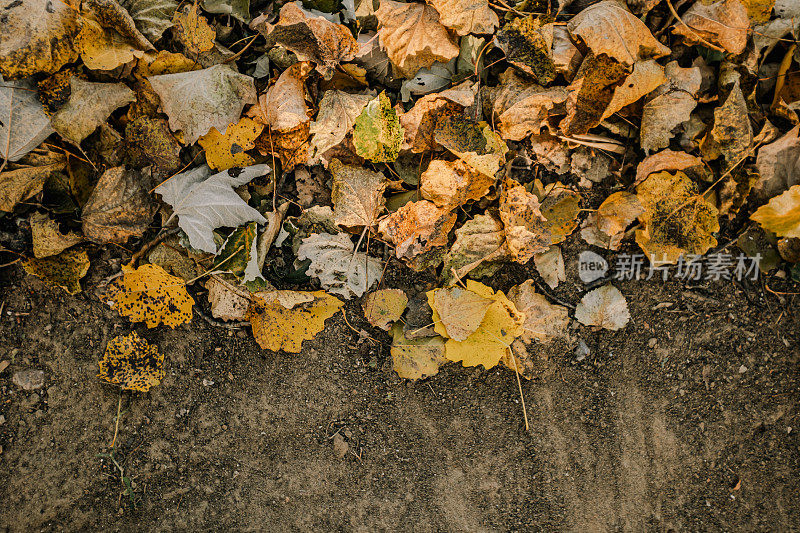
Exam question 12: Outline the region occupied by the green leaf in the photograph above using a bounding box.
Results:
[353,91,403,163]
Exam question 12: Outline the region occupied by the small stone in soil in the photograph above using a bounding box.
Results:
[12,369,45,391]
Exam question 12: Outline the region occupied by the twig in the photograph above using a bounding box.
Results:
[508,349,530,431]
[110,392,123,449]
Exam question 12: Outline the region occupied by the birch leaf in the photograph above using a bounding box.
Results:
[363,289,408,330]
[198,117,263,170]
[309,90,371,164]
[390,322,447,380]
[98,332,164,392]
[51,78,135,144]
[751,185,800,238]
[575,284,630,331]
[0,77,55,162]
[106,264,194,328]
[330,159,387,228]
[23,248,90,295]
[353,91,403,162]
[426,0,498,36]
[29,212,83,258]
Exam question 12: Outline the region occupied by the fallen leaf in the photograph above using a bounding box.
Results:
[534,180,581,244]
[0,149,66,212]
[575,284,630,330]
[146,235,203,281]
[206,277,250,321]
[51,78,136,144]
[377,200,457,262]
[430,286,494,341]
[330,159,387,228]
[23,248,90,295]
[148,64,257,144]
[199,117,264,170]
[507,279,570,343]
[29,212,82,258]
[560,53,630,135]
[297,232,383,298]
[354,32,392,83]
[106,263,195,328]
[375,0,460,78]
[751,184,800,238]
[98,332,164,392]
[533,246,565,289]
[494,15,555,85]
[172,3,215,56]
[363,288,408,330]
[701,77,752,169]
[420,159,495,210]
[640,90,697,153]
[122,0,179,43]
[0,77,55,162]
[0,0,82,79]
[212,222,262,282]
[83,0,155,52]
[441,213,508,284]
[753,125,800,200]
[427,0,498,35]
[309,90,372,164]
[499,183,551,263]
[202,0,250,23]
[353,91,404,162]
[124,116,183,178]
[434,117,508,177]
[251,2,358,78]
[551,24,583,80]
[390,322,447,379]
[155,164,269,253]
[580,191,643,250]
[602,59,666,120]
[82,166,157,244]
[635,171,720,263]
[399,80,477,152]
[78,10,149,72]
[567,0,670,66]
[672,0,749,54]
[635,150,706,186]
[248,289,343,352]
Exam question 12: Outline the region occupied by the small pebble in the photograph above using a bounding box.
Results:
[12,369,45,391]
[738,365,748,374]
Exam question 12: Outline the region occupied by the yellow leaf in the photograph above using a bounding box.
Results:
[29,212,83,258]
[363,289,408,331]
[78,17,146,71]
[199,117,264,170]
[23,248,90,295]
[172,3,216,56]
[390,323,447,380]
[427,286,494,341]
[106,264,195,328]
[98,332,164,392]
[751,184,800,238]
[428,280,525,369]
[248,290,343,353]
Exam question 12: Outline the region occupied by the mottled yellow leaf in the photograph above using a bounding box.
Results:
[199,117,264,170]
[363,289,408,331]
[23,248,90,295]
[172,3,216,55]
[106,264,195,328]
[98,332,165,392]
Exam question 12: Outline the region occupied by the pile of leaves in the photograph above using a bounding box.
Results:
[2,0,800,385]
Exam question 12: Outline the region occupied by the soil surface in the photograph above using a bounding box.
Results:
[1,244,799,532]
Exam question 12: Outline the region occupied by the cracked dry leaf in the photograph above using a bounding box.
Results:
[297,232,382,298]
[29,212,82,258]
[399,80,477,153]
[494,16,555,85]
[672,0,749,54]
[51,78,136,144]
[0,77,55,163]
[635,171,720,263]
[534,180,581,245]
[0,0,82,79]
[363,289,408,330]
[561,53,630,136]
[98,332,164,392]
[533,246,565,289]
[172,3,215,56]
[148,64,257,144]
[435,117,508,177]
[0,150,66,212]
[124,116,182,179]
[251,2,358,79]
[378,200,457,262]
[575,284,630,331]
[212,222,261,282]
[330,159,387,228]
[206,277,250,321]
[489,69,569,142]
[106,263,194,328]
[580,191,643,250]
[309,90,372,165]
[442,214,508,284]
[567,0,670,66]
[390,322,447,380]
[122,0,179,42]
[602,60,666,120]
[507,279,570,344]
[82,166,156,244]
[426,0,498,35]
[499,183,551,263]
[751,185,800,238]
[353,92,404,163]
[375,0,460,78]
[701,79,752,170]
[420,159,495,210]
[199,117,264,170]
[430,286,494,341]
[428,280,525,369]
[23,248,90,295]
[248,289,343,353]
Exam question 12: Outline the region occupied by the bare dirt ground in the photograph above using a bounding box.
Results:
[1,243,799,532]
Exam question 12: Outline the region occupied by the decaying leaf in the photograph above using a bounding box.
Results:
[534,180,581,245]
[309,90,372,164]
[124,116,183,178]
[428,280,525,369]
[98,332,164,392]
[378,200,457,262]
[426,0,498,35]
[635,150,706,186]
[751,184,800,238]
[753,125,800,200]
[602,59,667,120]
[23,248,90,295]
[353,92,404,162]
[575,284,630,331]
[51,78,136,144]
[29,212,83,258]
[155,164,269,253]
[580,191,643,250]
[248,289,343,352]
[297,232,382,298]
[106,263,195,328]
[533,246,565,289]
[399,81,476,152]
[0,150,67,212]
[172,3,215,56]
[148,64,257,144]
[507,279,570,344]
[435,117,508,177]
[251,2,358,78]
[494,16,555,85]
[122,0,179,43]
[77,12,149,72]
[146,236,203,281]
[330,159,387,228]
[363,288,408,330]
[212,222,262,282]
[420,159,495,210]
[390,322,447,380]
[640,91,697,153]
[430,286,494,341]
[672,0,749,54]
[202,0,249,22]
[82,166,156,244]
[375,0,460,78]
[701,78,753,169]
[0,77,55,162]
[561,53,630,135]
[499,183,551,263]
[635,171,720,263]
[488,69,569,141]
[199,117,264,170]
[206,277,250,321]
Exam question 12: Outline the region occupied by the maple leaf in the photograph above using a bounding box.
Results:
[575,284,630,331]
[172,3,216,56]
[751,184,800,238]
[309,90,372,165]
[330,159,387,228]
[29,212,83,258]
[98,332,165,392]
[51,78,136,144]
[353,92,404,163]
[82,167,157,244]
[155,164,269,253]
[23,248,90,295]
[296,232,383,298]
[0,77,55,162]
[390,322,447,380]
[248,290,343,353]
[199,117,264,170]
[106,264,195,328]
[363,289,408,330]
[426,0,498,36]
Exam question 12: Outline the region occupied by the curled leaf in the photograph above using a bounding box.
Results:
[751,184,800,238]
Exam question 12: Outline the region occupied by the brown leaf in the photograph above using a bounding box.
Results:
[51,77,135,144]
[375,0,460,78]
[124,116,183,179]
[494,16,556,85]
[29,212,83,258]
[82,167,157,244]
[441,214,508,284]
[533,180,581,245]
[672,0,749,54]
[330,158,387,228]
[309,90,372,165]
[0,150,66,212]
[753,125,800,200]
[700,77,753,169]
[602,60,666,120]
[640,91,697,153]
[560,53,630,136]
[399,80,477,152]
[378,199,457,261]
[420,159,495,210]
[635,150,706,186]
[251,3,358,79]
[425,0,498,35]
[580,191,643,250]
[499,182,551,263]
[172,3,215,56]
[507,279,571,344]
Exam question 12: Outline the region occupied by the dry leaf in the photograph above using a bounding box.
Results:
[122,0,179,43]
[51,78,135,144]
[434,117,508,177]
[124,116,183,178]
[251,2,358,78]
[296,232,383,298]
[507,279,570,343]
[533,246,565,289]
[751,184,800,238]
[499,183,551,263]
[635,150,706,186]
[390,322,447,379]
[561,53,630,135]
[206,277,250,321]
[442,213,507,284]
[0,77,55,162]
[330,159,387,228]
[363,289,408,330]
[98,332,164,392]
[575,284,630,331]
[23,248,90,295]
[106,263,195,328]
[0,150,66,212]
[701,78,752,169]
[426,0,498,35]
[29,212,82,258]
[399,80,477,152]
[212,222,261,282]
[309,90,372,165]
[82,166,157,244]
[420,159,495,210]
[580,191,643,250]
[353,91,404,162]
[494,16,555,85]
[489,69,569,141]
[78,14,148,71]
[248,289,343,352]
[640,91,697,153]
[172,3,215,56]
[672,0,749,54]
[199,117,264,170]
[375,0,460,78]
[430,286,494,341]
[602,60,666,120]
[377,200,457,261]
[753,125,800,200]
[534,180,581,245]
